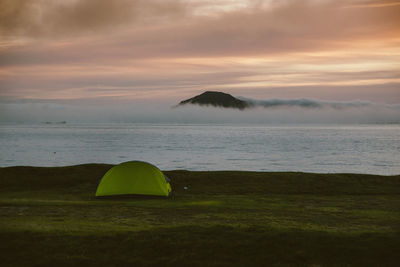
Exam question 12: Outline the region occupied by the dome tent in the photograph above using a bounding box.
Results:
[96,161,172,197]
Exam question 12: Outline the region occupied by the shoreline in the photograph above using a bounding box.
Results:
[1,163,399,177]
[1,164,399,196]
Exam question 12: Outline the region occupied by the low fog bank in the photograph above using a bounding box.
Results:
[1,99,399,124]
[241,98,374,109]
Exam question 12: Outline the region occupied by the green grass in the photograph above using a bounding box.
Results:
[0,164,399,266]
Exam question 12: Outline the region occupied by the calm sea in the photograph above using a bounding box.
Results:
[1,123,399,175]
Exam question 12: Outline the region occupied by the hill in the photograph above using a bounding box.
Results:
[178,91,251,110]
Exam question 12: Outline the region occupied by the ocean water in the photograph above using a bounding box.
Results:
[0,123,399,175]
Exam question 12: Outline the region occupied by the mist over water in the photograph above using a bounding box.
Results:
[1,98,400,124]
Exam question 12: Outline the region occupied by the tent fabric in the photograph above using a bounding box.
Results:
[95,161,172,197]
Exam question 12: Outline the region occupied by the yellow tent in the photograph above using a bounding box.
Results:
[96,161,172,197]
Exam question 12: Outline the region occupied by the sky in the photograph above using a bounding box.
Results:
[0,0,399,123]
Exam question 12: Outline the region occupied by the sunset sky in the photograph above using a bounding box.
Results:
[0,0,399,109]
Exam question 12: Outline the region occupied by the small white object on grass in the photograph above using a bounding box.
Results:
[184,186,188,190]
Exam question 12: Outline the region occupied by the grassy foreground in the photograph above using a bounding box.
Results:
[0,165,399,266]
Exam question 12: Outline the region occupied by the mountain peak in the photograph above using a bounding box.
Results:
[178,91,251,110]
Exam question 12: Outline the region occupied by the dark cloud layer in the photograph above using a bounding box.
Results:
[2,0,399,48]
[0,0,186,37]
[1,0,399,68]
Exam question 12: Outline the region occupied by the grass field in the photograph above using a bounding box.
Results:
[0,164,399,266]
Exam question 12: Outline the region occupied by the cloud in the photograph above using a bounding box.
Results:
[0,0,186,37]
[345,0,400,8]
[2,0,400,51]
[1,0,399,66]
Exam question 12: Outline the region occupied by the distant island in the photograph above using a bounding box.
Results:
[43,121,67,124]
[177,91,252,110]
